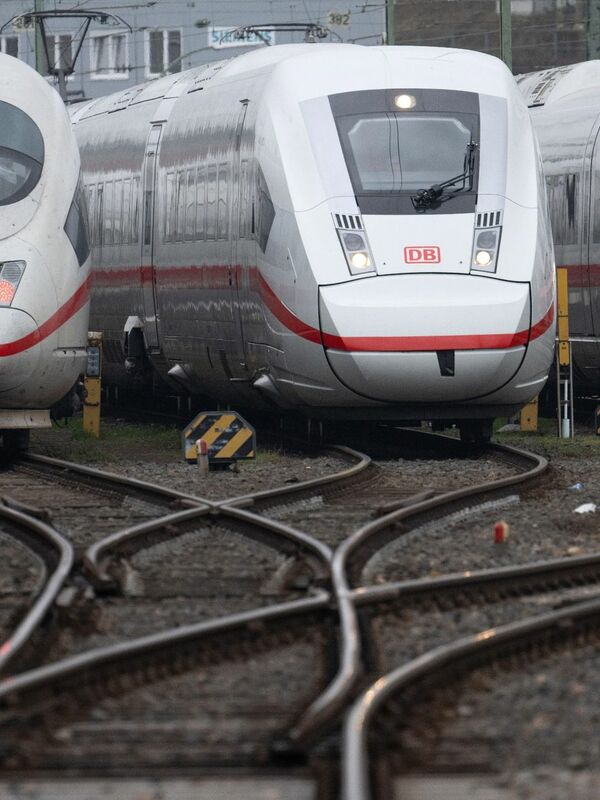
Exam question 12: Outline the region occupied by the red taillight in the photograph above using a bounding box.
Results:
[0,279,15,305]
[0,262,25,306]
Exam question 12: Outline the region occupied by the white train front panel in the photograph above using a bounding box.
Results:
[72,44,554,438]
[0,54,90,431]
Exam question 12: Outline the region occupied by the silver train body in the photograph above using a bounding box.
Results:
[71,44,555,432]
[519,62,600,391]
[0,54,90,436]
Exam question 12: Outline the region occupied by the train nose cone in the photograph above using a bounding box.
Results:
[0,308,40,393]
[318,274,531,403]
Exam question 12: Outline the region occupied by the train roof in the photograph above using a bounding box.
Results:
[72,43,517,124]
[517,61,600,108]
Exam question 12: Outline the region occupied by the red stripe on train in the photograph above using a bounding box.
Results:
[92,263,555,353]
[257,272,555,352]
[0,274,92,357]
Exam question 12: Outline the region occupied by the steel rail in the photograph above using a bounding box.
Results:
[83,504,212,583]
[21,453,209,507]
[0,502,73,674]
[342,595,600,800]
[83,502,333,585]
[213,445,372,509]
[0,593,330,718]
[289,442,547,743]
[82,446,368,600]
[352,549,600,607]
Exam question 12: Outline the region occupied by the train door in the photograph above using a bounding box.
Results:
[141,124,163,350]
[230,101,249,372]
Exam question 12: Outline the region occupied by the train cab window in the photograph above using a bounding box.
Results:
[257,166,275,252]
[330,89,479,215]
[0,101,44,206]
[64,176,90,267]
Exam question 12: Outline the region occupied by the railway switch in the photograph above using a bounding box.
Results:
[182,411,256,466]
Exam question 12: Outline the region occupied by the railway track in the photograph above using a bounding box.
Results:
[0,500,72,674]
[1,428,594,797]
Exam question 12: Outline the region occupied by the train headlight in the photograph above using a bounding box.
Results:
[471,226,501,273]
[394,94,416,110]
[475,250,492,267]
[0,261,25,307]
[350,251,370,269]
[335,224,376,276]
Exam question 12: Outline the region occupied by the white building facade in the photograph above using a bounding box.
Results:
[0,1,386,101]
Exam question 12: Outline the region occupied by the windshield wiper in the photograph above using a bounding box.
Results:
[412,140,478,212]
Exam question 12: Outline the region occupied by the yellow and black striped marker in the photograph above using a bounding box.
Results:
[182,411,256,464]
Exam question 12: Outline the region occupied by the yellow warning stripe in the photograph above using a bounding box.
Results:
[215,427,254,459]
[199,414,237,448]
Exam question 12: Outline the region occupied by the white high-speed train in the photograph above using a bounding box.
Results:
[518,61,600,393]
[0,54,91,451]
[71,44,555,441]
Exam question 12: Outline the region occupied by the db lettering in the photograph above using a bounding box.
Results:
[404,246,441,264]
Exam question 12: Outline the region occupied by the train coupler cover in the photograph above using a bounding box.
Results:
[182,411,256,465]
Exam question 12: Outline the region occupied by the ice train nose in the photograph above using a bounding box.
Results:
[318,274,531,403]
[0,308,40,392]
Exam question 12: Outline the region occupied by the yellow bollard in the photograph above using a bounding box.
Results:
[83,332,102,438]
[520,396,538,432]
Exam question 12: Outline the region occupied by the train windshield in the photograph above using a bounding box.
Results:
[330,89,480,215]
[339,114,472,192]
[0,101,44,206]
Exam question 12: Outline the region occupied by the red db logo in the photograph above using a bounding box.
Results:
[404,246,441,264]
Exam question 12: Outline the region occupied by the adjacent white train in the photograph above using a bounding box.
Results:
[71,44,555,441]
[0,54,90,450]
[519,61,600,393]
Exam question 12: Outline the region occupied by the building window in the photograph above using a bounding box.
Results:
[90,32,128,79]
[1,36,19,58]
[44,34,72,73]
[146,30,181,77]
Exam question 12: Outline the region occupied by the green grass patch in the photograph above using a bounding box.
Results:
[30,417,182,464]
[495,415,600,458]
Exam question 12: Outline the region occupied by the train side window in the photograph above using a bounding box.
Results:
[185,168,196,241]
[206,164,217,240]
[97,183,104,248]
[122,178,131,245]
[87,184,96,248]
[592,149,600,244]
[217,162,229,240]
[176,169,186,241]
[546,173,578,246]
[104,180,114,246]
[131,176,140,243]
[196,165,206,240]
[239,159,250,239]
[165,171,175,242]
[64,175,91,267]
[257,166,275,252]
[113,179,123,245]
